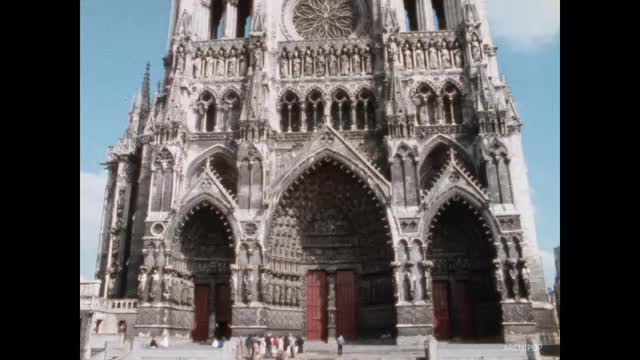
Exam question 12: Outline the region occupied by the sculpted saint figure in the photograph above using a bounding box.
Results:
[239,48,247,76]
[192,49,202,79]
[328,48,338,76]
[143,247,155,268]
[508,261,520,300]
[403,45,413,70]
[415,42,425,69]
[216,49,226,77]
[364,45,373,74]
[304,48,314,76]
[352,48,362,74]
[471,34,482,62]
[150,269,162,302]
[253,45,264,71]
[280,50,289,77]
[452,41,463,68]
[340,48,350,75]
[205,49,215,78]
[428,41,439,69]
[137,269,148,302]
[387,38,399,66]
[162,271,172,301]
[227,48,237,77]
[292,50,301,78]
[316,48,326,76]
[440,41,452,69]
[175,46,186,74]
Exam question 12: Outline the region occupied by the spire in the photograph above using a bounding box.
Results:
[141,62,151,115]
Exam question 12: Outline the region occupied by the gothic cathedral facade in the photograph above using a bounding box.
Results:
[95,0,558,344]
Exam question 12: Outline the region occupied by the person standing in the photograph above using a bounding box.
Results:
[288,334,296,358]
[283,334,290,354]
[337,335,345,356]
[265,334,272,358]
[296,336,304,354]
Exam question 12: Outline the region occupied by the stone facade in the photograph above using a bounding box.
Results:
[92,0,558,345]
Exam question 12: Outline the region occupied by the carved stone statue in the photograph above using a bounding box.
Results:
[137,268,148,302]
[328,47,338,76]
[273,278,281,305]
[392,271,399,302]
[243,270,254,303]
[177,10,192,37]
[239,48,247,76]
[508,261,520,300]
[520,261,531,299]
[230,270,237,303]
[285,278,293,306]
[352,49,362,74]
[404,44,413,70]
[278,278,286,305]
[452,41,463,68]
[186,277,194,306]
[292,50,301,78]
[415,42,425,69]
[327,275,336,306]
[227,48,237,77]
[261,271,269,303]
[162,271,172,301]
[150,269,162,302]
[387,39,399,66]
[175,46,186,74]
[471,35,482,62]
[304,48,314,76]
[403,272,413,302]
[216,49,226,77]
[253,45,264,71]
[428,41,439,69]
[171,274,182,304]
[280,51,289,77]
[440,41,452,69]
[155,244,165,268]
[316,48,326,76]
[143,247,155,268]
[192,49,202,79]
[364,45,373,74]
[493,260,505,300]
[340,48,350,75]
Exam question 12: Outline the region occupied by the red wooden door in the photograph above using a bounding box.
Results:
[336,271,357,340]
[193,284,210,341]
[455,281,475,339]
[215,284,232,338]
[306,271,327,340]
[432,281,451,340]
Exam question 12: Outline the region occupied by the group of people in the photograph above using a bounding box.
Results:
[243,333,304,359]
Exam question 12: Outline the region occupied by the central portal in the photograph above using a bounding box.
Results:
[268,156,395,339]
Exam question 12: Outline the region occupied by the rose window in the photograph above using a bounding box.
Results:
[293,0,353,40]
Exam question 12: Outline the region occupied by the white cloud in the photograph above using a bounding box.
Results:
[539,247,557,289]
[487,0,560,51]
[80,171,107,281]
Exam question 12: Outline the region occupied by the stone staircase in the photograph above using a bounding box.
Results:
[280,341,532,360]
[116,339,242,360]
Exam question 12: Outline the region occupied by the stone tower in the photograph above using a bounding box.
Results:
[95,0,558,344]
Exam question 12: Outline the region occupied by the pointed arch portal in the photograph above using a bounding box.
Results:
[267,156,395,340]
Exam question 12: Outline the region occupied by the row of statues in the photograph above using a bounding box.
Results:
[174,43,265,79]
[260,272,303,307]
[393,262,432,303]
[387,37,465,71]
[494,258,532,301]
[137,267,195,306]
[279,45,374,79]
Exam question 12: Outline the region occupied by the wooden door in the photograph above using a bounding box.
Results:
[306,271,327,340]
[193,284,210,341]
[215,284,232,338]
[432,281,451,340]
[336,271,357,340]
[455,280,475,339]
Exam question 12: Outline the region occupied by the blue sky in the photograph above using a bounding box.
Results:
[80,0,559,288]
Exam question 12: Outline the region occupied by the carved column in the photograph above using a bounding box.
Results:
[496,157,514,204]
[391,261,402,303]
[327,272,337,339]
[222,0,239,39]
[415,0,436,31]
[230,265,239,305]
